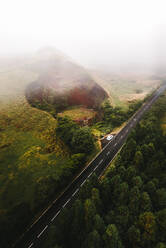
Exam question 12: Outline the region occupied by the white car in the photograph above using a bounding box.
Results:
[106,134,113,141]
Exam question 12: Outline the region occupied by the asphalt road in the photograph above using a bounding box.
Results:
[14,84,166,248]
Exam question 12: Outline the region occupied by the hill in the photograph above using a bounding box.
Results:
[25,48,108,114]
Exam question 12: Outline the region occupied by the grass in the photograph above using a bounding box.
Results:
[92,72,161,109]
[0,96,71,208]
[0,65,72,213]
[58,106,96,120]
[161,114,166,135]
[0,64,101,244]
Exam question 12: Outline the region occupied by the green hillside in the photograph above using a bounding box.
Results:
[0,65,88,247]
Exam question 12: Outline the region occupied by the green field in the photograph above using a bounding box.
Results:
[161,114,166,134]
[92,72,161,109]
[0,67,81,246]
[58,106,96,120]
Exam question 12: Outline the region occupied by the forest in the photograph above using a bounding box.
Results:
[93,99,143,134]
[42,93,166,248]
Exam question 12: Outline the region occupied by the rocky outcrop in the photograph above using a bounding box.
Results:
[25,48,108,113]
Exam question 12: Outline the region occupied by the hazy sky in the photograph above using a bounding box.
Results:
[0,0,166,67]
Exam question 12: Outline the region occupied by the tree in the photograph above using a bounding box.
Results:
[115,205,129,229]
[131,176,143,189]
[129,186,140,215]
[56,116,78,145]
[140,192,152,212]
[141,142,155,162]
[155,243,166,248]
[125,166,137,183]
[84,199,96,231]
[70,199,85,246]
[71,153,86,167]
[134,150,144,168]
[71,127,95,154]
[103,224,123,248]
[127,225,141,247]
[85,230,102,248]
[156,188,166,209]
[146,180,157,197]
[91,188,102,213]
[116,165,126,180]
[113,182,129,205]
[93,214,105,234]
[138,212,156,244]
[123,138,137,160]
[156,208,166,242]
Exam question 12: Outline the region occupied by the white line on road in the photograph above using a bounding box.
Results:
[37,225,48,238]
[88,172,93,178]
[121,135,123,139]
[81,180,86,186]
[99,159,103,165]
[51,210,60,222]
[63,198,70,208]
[28,243,33,248]
[107,151,110,156]
[114,143,117,147]
[72,188,79,197]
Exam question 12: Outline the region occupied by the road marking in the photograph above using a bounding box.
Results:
[94,165,98,170]
[99,159,103,165]
[28,243,33,248]
[114,143,117,147]
[107,151,110,156]
[37,225,48,238]
[63,198,70,208]
[81,179,86,186]
[51,210,60,222]
[88,172,93,178]
[72,188,79,197]
[121,135,123,139]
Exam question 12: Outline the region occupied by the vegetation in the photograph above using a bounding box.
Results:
[92,99,142,135]
[0,100,96,247]
[42,93,166,248]
[0,60,99,247]
[0,57,163,247]
[93,73,160,109]
[58,107,96,121]
[56,116,95,154]
[161,92,166,134]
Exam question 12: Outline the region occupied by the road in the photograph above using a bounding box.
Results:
[14,84,166,248]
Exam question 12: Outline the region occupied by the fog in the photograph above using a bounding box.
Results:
[0,0,166,70]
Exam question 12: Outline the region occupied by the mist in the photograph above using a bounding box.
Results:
[0,0,166,72]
